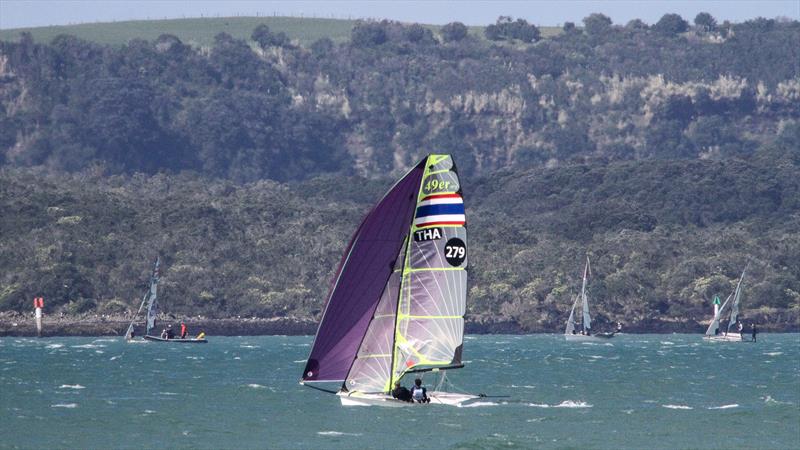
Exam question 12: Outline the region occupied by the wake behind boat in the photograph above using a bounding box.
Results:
[564,257,621,341]
[300,154,484,407]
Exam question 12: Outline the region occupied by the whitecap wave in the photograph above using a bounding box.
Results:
[240,345,259,349]
[109,355,121,361]
[45,344,64,349]
[554,400,592,408]
[71,344,105,349]
[59,384,85,390]
[457,401,498,408]
[51,403,77,408]
[763,395,792,406]
[662,404,693,410]
[527,400,592,408]
[247,384,266,389]
[764,352,783,356]
[708,404,738,409]
[317,431,362,437]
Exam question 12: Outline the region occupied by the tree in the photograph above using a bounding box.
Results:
[694,12,717,32]
[251,24,290,49]
[484,23,501,41]
[625,19,648,30]
[583,13,613,36]
[351,21,388,47]
[654,13,689,35]
[441,21,468,42]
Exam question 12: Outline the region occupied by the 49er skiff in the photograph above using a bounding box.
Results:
[300,155,482,406]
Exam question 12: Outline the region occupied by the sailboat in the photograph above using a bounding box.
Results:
[703,264,750,342]
[300,154,480,406]
[124,257,207,344]
[564,257,619,341]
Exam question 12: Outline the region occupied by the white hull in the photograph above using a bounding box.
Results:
[564,333,614,341]
[337,391,479,407]
[703,334,750,342]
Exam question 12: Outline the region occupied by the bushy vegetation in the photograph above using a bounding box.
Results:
[0,14,798,330]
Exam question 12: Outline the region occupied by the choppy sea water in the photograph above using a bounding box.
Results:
[1,334,798,449]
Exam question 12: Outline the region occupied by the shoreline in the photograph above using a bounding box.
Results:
[1,316,796,337]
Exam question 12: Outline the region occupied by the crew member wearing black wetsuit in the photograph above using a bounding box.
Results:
[391,381,413,402]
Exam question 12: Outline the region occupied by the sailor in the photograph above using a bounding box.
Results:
[197,331,206,340]
[160,328,168,339]
[751,323,757,342]
[180,322,188,339]
[391,381,413,402]
[166,324,175,339]
[410,378,429,403]
[737,321,743,338]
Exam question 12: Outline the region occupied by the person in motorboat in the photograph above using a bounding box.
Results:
[166,324,175,339]
[410,378,429,403]
[160,328,168,339]
[196,331,206,340]
[737,321,743,339]
[391,381,413,402]
[180,322,188,339]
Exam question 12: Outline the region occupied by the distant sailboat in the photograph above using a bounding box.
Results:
[704,264,750,342]
[300,154,480,406]
[565,257,620,341]
[125,257,207,344]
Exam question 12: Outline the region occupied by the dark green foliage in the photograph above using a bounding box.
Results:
[654,13,689,35]
[694,12,717,32]
[484,16,540,42]
[583,13,613,36]
[351,20,388,47]
[441,22,468,42]
[251,24,291,49]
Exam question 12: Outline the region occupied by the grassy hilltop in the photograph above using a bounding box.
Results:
[0,15,562,46]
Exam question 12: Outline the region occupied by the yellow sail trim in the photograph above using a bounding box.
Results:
[407,267,464,273]
[399,315,462,320]
[425,169,451,176]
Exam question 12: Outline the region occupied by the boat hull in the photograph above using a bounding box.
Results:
[564,333,614,341]
[703,334,751,342]
[337,391,479,407]
[143,335,208,343]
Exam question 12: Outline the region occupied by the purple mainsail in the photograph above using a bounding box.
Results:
[301,160,426,383]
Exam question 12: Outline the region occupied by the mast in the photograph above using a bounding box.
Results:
[581,257,591,333]
[145,257,160,336]
[389,154,467,385]
[125,289,149,340]
[725,264,748,335]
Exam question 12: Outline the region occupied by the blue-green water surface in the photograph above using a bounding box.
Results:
[1,334,798,449]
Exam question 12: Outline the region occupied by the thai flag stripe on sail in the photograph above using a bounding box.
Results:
[414,194,465,227]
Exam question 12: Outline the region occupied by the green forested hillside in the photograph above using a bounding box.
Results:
[0,14,798,331]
